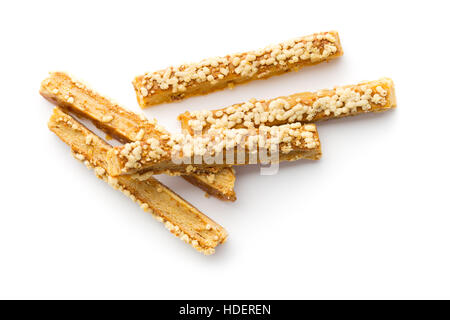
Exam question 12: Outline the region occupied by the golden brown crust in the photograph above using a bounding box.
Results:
[48,107,227,255]
[106,123,322,177]
[40,71,237,201]
[179,78,396,134]
[182,168,236,201]
[133,31,343,108]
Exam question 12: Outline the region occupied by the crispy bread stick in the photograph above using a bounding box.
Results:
[48,107,227,255]
[40,72,236,201]
[179,78,396,134]
[133,31,343,108]
[182,168,236,202]
[106,123,321,177]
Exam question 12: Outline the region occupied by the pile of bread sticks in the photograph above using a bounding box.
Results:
[40,31,396,255]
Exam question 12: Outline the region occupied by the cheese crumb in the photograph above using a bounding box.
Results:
[102,115,114,122]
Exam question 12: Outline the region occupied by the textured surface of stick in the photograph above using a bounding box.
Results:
[179,78,396,134]
[106,123,322,177]
[40,72,236,201]
[48,107,227,255]
[133,31,343,108]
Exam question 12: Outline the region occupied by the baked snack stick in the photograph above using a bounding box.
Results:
[48,107,227,255]
[106,123,322,177]
[182,168,236,201]
[133,31,343,108]
[40,72,236,201]
[179,78,396,134]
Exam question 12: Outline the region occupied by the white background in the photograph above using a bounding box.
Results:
[1,0,449,299]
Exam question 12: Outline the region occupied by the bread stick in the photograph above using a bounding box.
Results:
[40,72,236,201]
[133,31,343,108]
[48,107,227,255]
[106,123,322,177]
[179,78,396,134]
[182,168,236,202]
